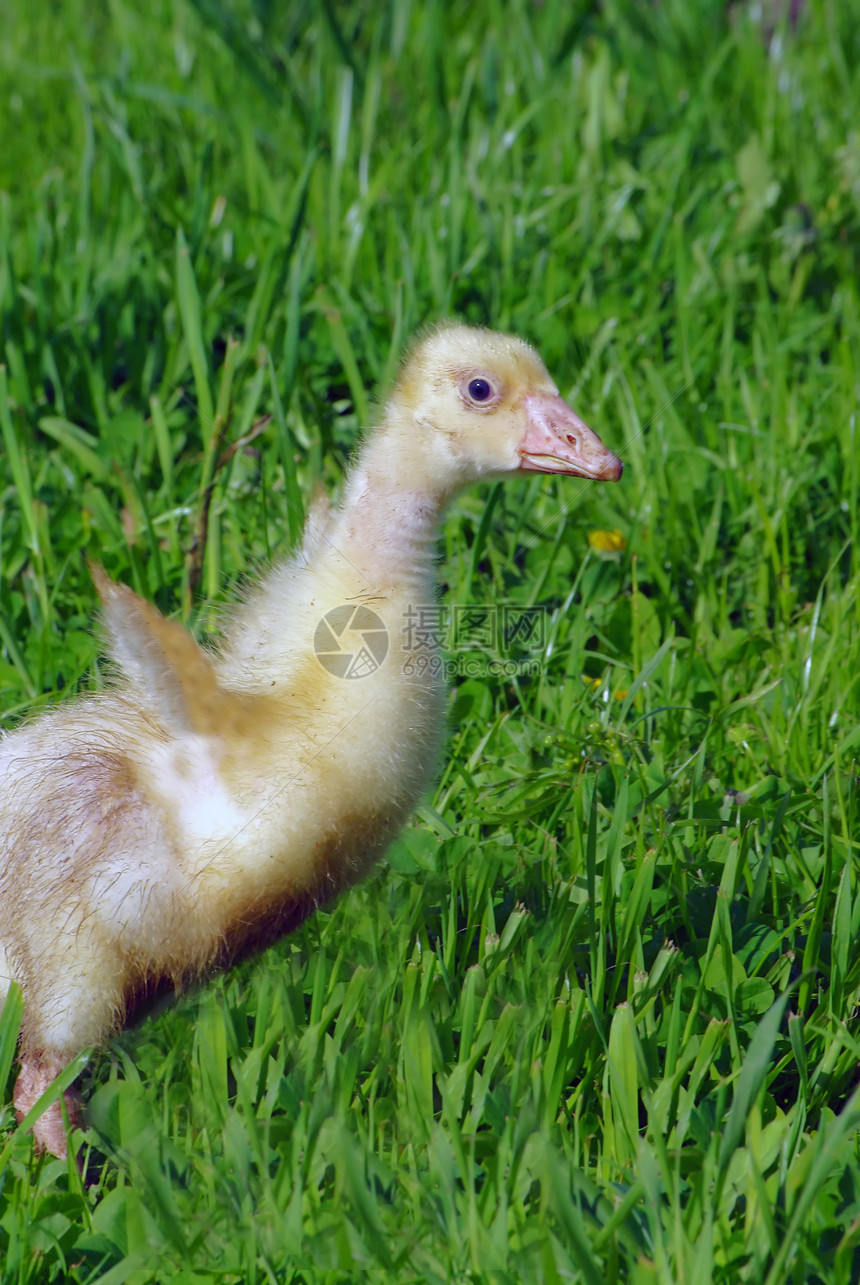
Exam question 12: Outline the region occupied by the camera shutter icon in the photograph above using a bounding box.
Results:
[314,604,389,679]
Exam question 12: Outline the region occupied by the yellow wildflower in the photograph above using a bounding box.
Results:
[588,528,626,553]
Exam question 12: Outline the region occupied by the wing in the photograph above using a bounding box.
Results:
[91,564,257,737]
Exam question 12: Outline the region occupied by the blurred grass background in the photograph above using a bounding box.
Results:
[1,0,860,1280]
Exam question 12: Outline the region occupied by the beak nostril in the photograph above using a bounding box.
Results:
[566,435,577,447]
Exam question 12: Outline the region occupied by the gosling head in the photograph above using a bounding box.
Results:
[384,322,623,497]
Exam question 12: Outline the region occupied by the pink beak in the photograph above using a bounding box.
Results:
[519,393,623,482]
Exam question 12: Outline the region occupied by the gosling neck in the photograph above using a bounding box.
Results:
[328,421,456,592]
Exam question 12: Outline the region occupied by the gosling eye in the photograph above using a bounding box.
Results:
[459,372,502,409]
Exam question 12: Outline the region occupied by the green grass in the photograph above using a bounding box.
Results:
[1,0,860,1279]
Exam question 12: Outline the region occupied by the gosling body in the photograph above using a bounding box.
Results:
[0,324,622,1155]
